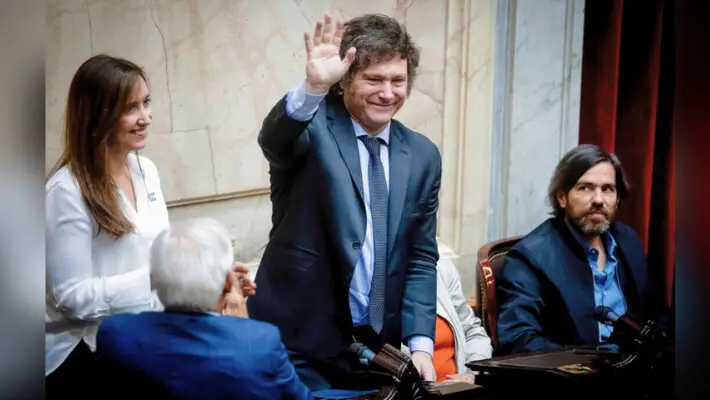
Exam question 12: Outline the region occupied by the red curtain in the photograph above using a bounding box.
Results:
[579,0,675,306]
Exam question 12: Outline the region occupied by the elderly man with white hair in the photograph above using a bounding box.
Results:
[95,218,313,400]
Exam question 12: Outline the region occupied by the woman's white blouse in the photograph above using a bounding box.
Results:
[45,153,170,375]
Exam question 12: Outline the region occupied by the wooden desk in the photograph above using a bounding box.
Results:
[467,347,674,399]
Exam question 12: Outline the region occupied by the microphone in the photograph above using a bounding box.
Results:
[348,342,376,366]
[593,305,670,370]
[594,305,620,325]
[594,306,643,335]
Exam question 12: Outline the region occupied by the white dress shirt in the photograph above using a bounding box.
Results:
[45,153,169,375]
[285,81,434,356]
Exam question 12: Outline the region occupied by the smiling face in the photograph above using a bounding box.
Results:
[112,77,151,152]
[341,56,408,135]
[557,161,619,237]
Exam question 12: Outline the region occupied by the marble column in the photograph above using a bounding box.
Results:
[487,0,586,240]
[438,0,497,296]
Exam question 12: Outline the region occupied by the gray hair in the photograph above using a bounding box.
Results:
[150,218,234,313]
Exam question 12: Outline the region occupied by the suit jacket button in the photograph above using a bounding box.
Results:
[352,241,361,250]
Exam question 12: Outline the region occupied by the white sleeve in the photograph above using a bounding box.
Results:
[45,183,156,320]
[442,259,493,363]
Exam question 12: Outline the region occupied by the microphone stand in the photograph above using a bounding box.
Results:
[592,307,671,371]
[348,341,427,399]
[370,344,430,400]
[591,319,674,399]
[596,320,670,371]
[349,341,480,399]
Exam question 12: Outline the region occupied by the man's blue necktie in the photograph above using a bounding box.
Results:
[358,136,388,334]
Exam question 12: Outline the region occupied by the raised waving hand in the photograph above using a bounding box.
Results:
[304,14,357,94]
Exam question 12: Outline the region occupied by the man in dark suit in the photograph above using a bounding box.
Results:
[248,14,441,389]
[95,218,312,400]
[496,144,667,355]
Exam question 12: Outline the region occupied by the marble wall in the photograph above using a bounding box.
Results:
[45,0,584,296]
[438,0,498,293]
[47,0,446,258]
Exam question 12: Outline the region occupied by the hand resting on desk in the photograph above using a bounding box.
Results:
[445,373,475,384]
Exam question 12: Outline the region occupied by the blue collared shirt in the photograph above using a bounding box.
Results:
[567,222,627,341]
[284,82,433,356]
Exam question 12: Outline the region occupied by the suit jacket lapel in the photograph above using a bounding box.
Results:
[549,219,599,343]
[561,257,600,343]
[611,225,647,309]
[387,123,410,258]
[327,98,365,205]
[326,99,410,262]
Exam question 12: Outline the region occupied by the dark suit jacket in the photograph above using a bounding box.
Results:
[95,311,313,400]
[248,94,441,364]
[496,217,666,356]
